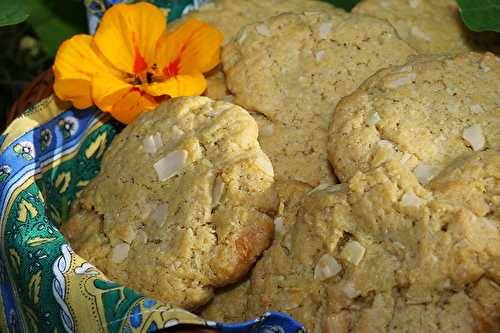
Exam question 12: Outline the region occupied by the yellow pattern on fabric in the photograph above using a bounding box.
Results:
[1,96,70,152]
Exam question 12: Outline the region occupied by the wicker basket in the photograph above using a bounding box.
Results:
[7,69,55,126]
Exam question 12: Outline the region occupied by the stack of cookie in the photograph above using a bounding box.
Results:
[63,0,500,332]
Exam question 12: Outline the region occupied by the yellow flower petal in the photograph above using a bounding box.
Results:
[92,71,131,112]
[155,19,222,76]
[53,79,93,109]
[143,72,207,97]
[111,89,158,124]
[92,71,158,124]
[94,2,167,74]
[53,34,116,109]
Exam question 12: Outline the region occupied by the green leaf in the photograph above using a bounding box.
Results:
[456,0,500,32]
[0,0,29,27]
[25,0,87,57]
[323,0,361,11]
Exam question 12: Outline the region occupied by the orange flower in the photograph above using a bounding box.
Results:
[53,3,222,123]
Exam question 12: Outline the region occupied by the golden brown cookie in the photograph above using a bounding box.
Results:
[246,152,500,332]
[223,12,416,186]
[62,96,277,310]
[176,0,346,44]
[329,52,500,183]
[171,0,346,101]
[353,0,500,54]
[200,179,312,322]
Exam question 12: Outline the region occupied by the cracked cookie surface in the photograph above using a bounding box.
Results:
[223,12,416,185]
[328,52,500,183]
[245,152,500,332]
[353,0,500,55]
[61,96,277,310]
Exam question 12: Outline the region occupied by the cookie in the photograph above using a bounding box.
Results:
[62,96,277,310]
[200,179,312,322]
[203,66,232,101]
[246,153,500,332]
[328,52,500,182]
[353,0,500,54]
[429,150,500,221]
[199,279,251,323]
[223,12,416,185]
[172,0,346,101]
[175,0,346,45]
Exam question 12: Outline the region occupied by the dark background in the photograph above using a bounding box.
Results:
[0,0,88,131]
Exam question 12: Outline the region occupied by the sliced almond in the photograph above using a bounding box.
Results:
[111,243,130,263]
[212,175,225,207]
[255,154,274,177]
[259,123,274,136]
[410,26,431,41]
[315,50,325,62]
[143,132,163,154]
[414,164,439,184]
[400,152,412,165]
[408,0,420,8]
[366,112,381,126]
[274,216,285,236]
[341,241,366,266]
[319,22,333,39]
[469,104,484,114]
[463,124,485,151]
[314,254,342,281]
[308,183,331,195]
[342,282,359,299]
[386,73,416,89]
[154,150,188,181]
[401,191,425,207]
[149,203,169,225]
[256,24,272,37]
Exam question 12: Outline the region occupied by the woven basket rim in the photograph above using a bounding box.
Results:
[7,69,54,127]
